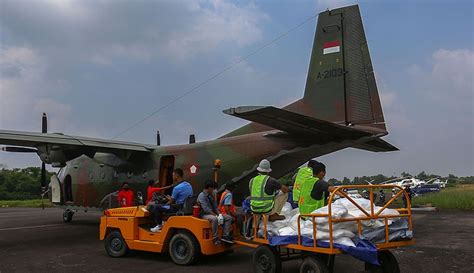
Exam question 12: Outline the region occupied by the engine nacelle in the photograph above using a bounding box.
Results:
[37,145,95,167]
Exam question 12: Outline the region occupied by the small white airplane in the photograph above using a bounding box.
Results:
[375,176,447,189]
[426,177,448,188]
[363,177,413,187]
[363,176,426,188]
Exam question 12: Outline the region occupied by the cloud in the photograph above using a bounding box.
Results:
[0,0,270,137]
[316,0,359,10]
[408,49,473,105]
[393,48,473,174]
[0,47,72,131]
[431,49,473,98]
[165,1,268,60]
[0,0,268,63]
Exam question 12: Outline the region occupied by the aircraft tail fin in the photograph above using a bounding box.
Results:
[222,5,389,139]
[301,5,385,130]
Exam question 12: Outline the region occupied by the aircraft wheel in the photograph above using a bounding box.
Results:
[104,231,128,257]
[365,250,400,273]
[63,209,74,223]
[299,256,330,273]
[252,245,282,273]
[169,232,200,265]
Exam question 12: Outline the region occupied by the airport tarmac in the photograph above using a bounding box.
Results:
[0,208,473,273]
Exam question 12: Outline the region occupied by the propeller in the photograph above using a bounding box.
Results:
[40,113,48,209]
[0,146,37,153]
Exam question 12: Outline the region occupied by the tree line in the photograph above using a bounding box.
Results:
[0,167,472,200]
[0,167,53,200]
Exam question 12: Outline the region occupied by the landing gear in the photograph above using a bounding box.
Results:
[63,209,74,223]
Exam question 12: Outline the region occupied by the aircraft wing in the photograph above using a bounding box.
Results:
[0,129,155,165]
[223,106,372,140]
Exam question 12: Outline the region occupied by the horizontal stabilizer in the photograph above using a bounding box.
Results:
[223,106,371,140]
[352,138,398,152]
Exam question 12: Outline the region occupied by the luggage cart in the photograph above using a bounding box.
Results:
[234,185,415,273]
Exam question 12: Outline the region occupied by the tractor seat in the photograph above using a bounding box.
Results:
[177,195,198,216]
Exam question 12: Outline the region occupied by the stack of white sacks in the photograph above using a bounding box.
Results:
[261,198,400,247]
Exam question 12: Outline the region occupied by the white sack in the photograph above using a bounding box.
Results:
[281,202,293,214]
[334,198,373,211]
[323,237,356,248]
[300,227,355,240]
[305,220,358,233]
[278,226,296,236]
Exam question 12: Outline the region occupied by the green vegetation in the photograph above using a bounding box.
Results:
[0,167,54,200]
[0,199,53,208]
[412,184,474,210]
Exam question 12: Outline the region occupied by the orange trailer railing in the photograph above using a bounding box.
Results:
[238,185,415,253]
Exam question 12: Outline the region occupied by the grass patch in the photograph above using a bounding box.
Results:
[412,184,474,210]
[0,199,53,208]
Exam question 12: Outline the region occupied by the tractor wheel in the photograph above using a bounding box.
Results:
[252,245,282,273]
[299,256,330,273]
[365,250,400,273]
[63,209,74,223]
[104,230,128,257]
[169,232,200,265]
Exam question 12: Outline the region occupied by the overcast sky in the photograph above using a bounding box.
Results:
[0,0,473,179]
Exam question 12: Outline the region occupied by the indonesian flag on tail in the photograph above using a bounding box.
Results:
[323,41,340,55]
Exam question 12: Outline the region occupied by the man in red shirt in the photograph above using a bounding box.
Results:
[146,180,173,205]
[117,182,134,207]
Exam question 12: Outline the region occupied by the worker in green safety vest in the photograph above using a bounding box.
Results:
[298,161,335,215]
[249,159,289,222]
[292,160,318,203]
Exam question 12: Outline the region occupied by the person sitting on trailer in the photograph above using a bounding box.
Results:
[150,168,193,232]
[218,183,237,218]
[198,180,233,244]
[117,182,134,207]
[293,159,318,205]
[249,159,289,222]
[146,180,174,205]
[299,161,335,215]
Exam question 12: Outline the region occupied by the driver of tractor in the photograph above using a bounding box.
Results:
[150,168,193,232]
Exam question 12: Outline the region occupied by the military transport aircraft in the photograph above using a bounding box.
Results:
[0,5,397,222]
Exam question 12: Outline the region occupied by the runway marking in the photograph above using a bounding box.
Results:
[0,224,65,231]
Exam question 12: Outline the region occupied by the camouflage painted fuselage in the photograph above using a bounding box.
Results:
[58,123,380,208]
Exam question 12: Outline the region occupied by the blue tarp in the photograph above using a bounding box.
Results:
[268,235,380,265]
